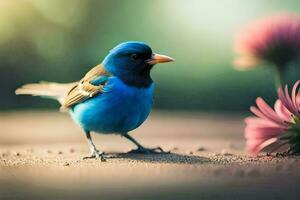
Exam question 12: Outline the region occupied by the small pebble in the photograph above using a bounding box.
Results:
[1,152,9,157]
[221,149,233,156]
[186,151,193,155]
[172,147,179,151]
[63,162,70,167]
[69,148,75,153]
[58,151,63,155]
[197,147,206,152]
[13,152,21,156]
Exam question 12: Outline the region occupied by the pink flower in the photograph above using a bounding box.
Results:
[245,80,300,155]
[234,14,300,70]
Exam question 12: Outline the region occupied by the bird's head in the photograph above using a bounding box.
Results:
[102,41,174,88]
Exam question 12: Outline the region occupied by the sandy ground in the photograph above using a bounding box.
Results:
[0,111,300,200]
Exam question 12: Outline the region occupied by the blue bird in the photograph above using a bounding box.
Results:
[15,41,174,161]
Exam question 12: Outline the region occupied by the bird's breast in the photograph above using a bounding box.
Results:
[70,77,154,134]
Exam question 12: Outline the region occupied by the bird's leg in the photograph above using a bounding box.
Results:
[83,130,106,161]
[124,133,169,154]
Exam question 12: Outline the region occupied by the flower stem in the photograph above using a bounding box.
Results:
[273,66,285,90]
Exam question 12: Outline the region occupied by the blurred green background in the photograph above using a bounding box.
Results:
[1,0,300,112]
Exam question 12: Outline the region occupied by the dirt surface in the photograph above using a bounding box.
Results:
[0,111,300,200]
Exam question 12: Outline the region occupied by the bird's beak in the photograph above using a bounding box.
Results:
[147,53,175,65]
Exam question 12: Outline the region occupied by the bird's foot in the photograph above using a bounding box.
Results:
[83,149,106,161]
[128,146,170,154]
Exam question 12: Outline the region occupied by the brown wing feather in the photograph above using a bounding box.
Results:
[61,64,110,109]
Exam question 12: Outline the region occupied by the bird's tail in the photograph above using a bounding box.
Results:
[15,81,77,104]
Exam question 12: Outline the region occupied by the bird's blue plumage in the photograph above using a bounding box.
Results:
[70,76,154,134]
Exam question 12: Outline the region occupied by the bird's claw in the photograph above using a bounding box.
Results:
[128,146,170,154]
[83,149,106,161]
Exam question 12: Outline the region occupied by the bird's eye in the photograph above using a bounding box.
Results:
[131,54,138,60]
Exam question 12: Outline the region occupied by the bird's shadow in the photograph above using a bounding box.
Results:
[104,152,211,164]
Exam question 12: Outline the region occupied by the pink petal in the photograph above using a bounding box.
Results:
[274,100,292,122]
[247,138,278,155]
[245,125,284,139]
[250,106,269,120]
[285,85,298,114]
[250,106,285,127]
[297,91,300,107]
[255,97,286,126]
[291,80,300,113]
[245,116,285,128]
[278,87,297,116]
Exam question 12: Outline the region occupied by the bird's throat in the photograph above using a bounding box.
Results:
[119,72,153,88]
